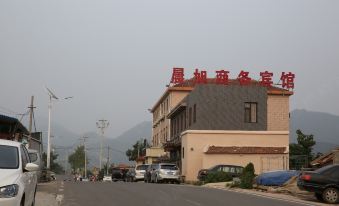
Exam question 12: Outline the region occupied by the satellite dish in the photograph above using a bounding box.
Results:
[45,87,59,100]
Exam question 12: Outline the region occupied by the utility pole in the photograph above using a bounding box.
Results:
[28,96,36,135]
[107,146,110,175]
[82,136,88,178]
[64,149,68,175]
[96,119,109,171]
[27,96,36,148]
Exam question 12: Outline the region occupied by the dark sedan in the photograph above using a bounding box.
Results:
[197,164,243,181]
[111,167,128,182]
[298,164,339,204]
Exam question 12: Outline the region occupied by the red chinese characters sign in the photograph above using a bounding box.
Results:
[170,68,295,89]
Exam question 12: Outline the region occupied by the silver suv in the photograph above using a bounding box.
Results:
[134,164,149,181]
[151,163,180,184]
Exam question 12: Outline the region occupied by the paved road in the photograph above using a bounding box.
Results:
[61,181,313,206]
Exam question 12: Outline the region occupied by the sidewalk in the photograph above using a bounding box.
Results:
[35,181,60,206]
[202,182,329,206]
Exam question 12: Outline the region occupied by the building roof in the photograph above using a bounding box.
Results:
[150,86,193,112]
[150,78,293,113]
[0,114,18,123]
[311,147,339,166]
[166,102,186,118]
[0,114,29,135]
[205,146,287,154]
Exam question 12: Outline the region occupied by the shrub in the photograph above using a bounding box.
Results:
[205,171,232,183]
[240,162,255,189]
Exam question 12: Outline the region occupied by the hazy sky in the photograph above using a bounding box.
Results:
[1,0,338,138]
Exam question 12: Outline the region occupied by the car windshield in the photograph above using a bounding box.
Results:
[160,165,178,170]
[0,145,19,169]
[136,165,148,170]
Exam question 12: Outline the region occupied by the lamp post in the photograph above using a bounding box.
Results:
[45,87,72,170]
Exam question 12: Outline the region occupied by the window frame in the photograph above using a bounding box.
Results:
[244,102,258,123]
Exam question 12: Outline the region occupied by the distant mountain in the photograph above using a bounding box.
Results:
[84,121,152,167]
[32,116,152,168]
[290,109,339,153]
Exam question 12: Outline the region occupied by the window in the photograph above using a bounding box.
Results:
[193,104,197,123]
[178,116,181,132]
[173,119,176,135]
[184,111,187,129]
[222,166,231,172]
[182,147,184,159]
[189,107,192,126]
[181,114,184,132]
[0,145,19,169]
[245,102,257,123]
[165,126,168,141]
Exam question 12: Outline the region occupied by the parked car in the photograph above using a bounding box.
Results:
[144,164,157,183]
[197,164,244,181]
[134,164,149,181]
[28,149,42,182]
[125,168,136,182]
[298,164,339,204]
[151,163,180,184]
[103,175,112,182]
[111,167,128,182]
[0,139,39,206]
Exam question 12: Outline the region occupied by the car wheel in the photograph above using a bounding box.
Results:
[322,188,339,204]
[315,193,323,202]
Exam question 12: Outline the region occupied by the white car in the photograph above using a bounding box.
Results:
[0,140,39,206]
[102,176,112,182]
[135,164,149,181]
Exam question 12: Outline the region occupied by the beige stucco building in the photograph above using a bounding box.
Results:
[149,79,293,181]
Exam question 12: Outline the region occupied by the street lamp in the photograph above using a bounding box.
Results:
[45,87,72,170]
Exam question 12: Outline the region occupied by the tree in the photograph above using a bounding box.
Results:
[42,152,64,174]
[289,129,316,168]
[126,139,149,161]
[68,145,88,173]
[240,162,255,189]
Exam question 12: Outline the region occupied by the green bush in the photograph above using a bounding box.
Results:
[240,162,255,189]
[205,171,232,183]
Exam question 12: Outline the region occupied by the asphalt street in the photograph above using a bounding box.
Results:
[61,181,313,206]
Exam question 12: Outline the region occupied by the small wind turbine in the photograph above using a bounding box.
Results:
[45,87,59,170]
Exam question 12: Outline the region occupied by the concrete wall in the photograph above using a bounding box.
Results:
[181,130,289,181]
[170,91,190,110]
[267,95,289,131]
[186,84,267,131]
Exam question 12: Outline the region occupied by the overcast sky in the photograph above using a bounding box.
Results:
[1,0,338,138]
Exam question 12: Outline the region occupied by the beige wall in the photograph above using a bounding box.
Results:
[202,154,288,175]
[145,147,165,164]
[267,95,290,131]
[181,130,289,181]
[170,91,190,110]
[152,90,190,147]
